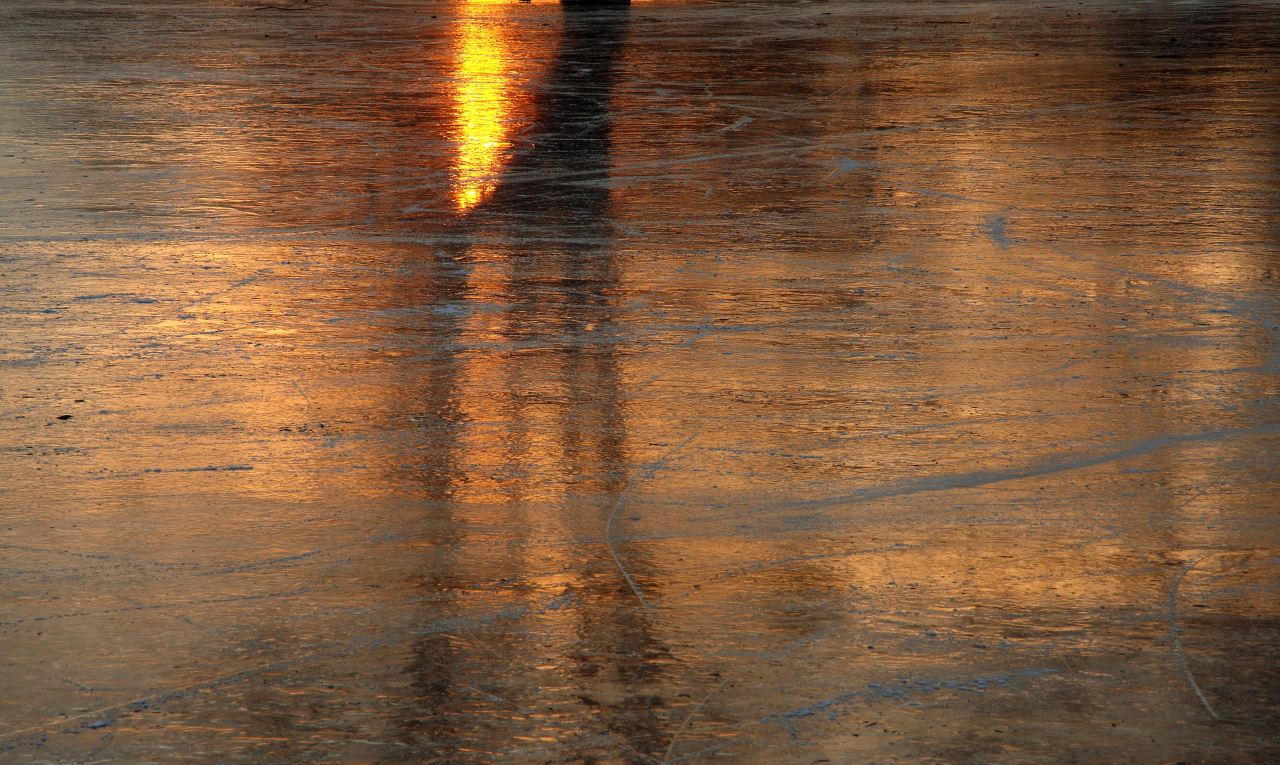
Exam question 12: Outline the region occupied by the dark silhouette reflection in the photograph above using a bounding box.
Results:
[391,254,471,757]
[382,8,682,763]
[486,8,627,219]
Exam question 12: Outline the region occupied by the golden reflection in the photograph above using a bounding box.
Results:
[452,3,516,211]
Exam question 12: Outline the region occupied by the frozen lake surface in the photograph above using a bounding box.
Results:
[2,0,1279,762]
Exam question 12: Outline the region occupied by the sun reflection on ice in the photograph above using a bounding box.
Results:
[451,1,517,211]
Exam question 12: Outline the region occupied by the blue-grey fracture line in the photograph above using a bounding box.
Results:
[605,435,697,610]
[766,427,1277,515]
[1169,554,1222,721]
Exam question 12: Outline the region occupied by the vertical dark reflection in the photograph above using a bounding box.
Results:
[500,11,678,761]
[484,4,632,500]
[394,250,471,757]
[385,7,682,762]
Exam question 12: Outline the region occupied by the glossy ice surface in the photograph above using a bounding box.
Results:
[2,0,1279,762]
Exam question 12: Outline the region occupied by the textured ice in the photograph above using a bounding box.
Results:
[2,0,1278,763]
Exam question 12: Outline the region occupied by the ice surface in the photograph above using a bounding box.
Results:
[2,0,1279,763]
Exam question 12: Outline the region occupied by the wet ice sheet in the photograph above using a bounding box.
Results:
[2,0,1279,763]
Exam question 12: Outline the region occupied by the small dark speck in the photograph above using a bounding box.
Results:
[56,414,72,420]
[74,399,85,402]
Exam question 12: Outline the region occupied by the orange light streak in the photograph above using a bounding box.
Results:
[452,4,515,211]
